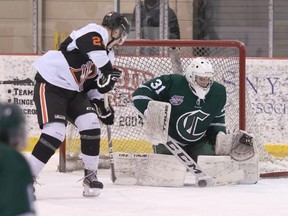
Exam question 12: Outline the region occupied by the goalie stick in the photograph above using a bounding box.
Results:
[104,93,117,183]
[145,101,214,187]
[163,140,214,187]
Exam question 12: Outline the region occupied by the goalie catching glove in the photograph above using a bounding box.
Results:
[229,131,255,161]
[215,130,255,161]
[97,68,122,94]
[91,98,114,125]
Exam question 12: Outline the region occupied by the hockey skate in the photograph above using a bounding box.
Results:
[82,169,103,197]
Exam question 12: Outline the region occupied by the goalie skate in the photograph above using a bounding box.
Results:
[82,169,103,197]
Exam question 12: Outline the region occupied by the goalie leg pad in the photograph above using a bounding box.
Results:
[238,154,259,184]
[197,155,259,185]
[114,152,187,187]
[197,155,245,185]
[112,152,138,185]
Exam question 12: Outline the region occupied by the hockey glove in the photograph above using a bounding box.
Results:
[110,68,122,81]
[91,98,115,125]
[97,68,122,94]
[229,131,255,161]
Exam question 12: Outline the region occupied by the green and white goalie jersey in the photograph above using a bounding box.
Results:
[132,74,227,146]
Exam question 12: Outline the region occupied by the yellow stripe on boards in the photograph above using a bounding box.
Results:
[264,144,288,158]
[23,137,288,159]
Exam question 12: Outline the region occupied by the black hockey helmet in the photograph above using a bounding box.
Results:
[0,103,26,149]
[102,11,130,39]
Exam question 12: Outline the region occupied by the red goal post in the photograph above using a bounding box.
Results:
[59,39,288,177]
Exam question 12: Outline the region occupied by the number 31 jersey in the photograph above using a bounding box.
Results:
[132,74,227,146]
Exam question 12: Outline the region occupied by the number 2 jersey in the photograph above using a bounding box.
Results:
[32,23,115,93]
[132,74,227,146]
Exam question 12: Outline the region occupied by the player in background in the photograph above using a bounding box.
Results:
[132,57,226,161]
[131,0,180,40]
[0,103,36,216]
[29,11,130,197]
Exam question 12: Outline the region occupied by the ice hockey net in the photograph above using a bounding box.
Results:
[59,40,288,177]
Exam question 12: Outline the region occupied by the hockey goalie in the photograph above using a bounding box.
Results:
[128,57,259,186]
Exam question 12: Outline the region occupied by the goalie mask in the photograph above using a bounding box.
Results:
[0,103,27,150]
[185,57,214,100]
[102,11,130,48]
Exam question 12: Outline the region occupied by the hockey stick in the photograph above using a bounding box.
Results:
[104,93,117,183]
[145,101,214,187]
[163,140,214,187]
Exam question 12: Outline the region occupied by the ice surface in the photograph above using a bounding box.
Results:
[30,153,288,216]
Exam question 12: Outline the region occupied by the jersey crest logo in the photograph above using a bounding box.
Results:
[69,61,96,91]
[176,110,209,142]
[169,95,184,106]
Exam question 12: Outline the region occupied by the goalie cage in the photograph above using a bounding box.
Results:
[59,40,288,178]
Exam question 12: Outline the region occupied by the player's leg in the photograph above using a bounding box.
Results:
[29,81,70,194]
[68,93,103,197]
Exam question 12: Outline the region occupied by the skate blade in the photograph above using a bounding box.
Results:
[83,186,102,197]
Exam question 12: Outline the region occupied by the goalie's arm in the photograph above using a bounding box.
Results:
[206,109,226,145]
[206,87,227,144]
[132,75,173,115]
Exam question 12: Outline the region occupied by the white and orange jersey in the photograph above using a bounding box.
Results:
[33,23,115,92]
